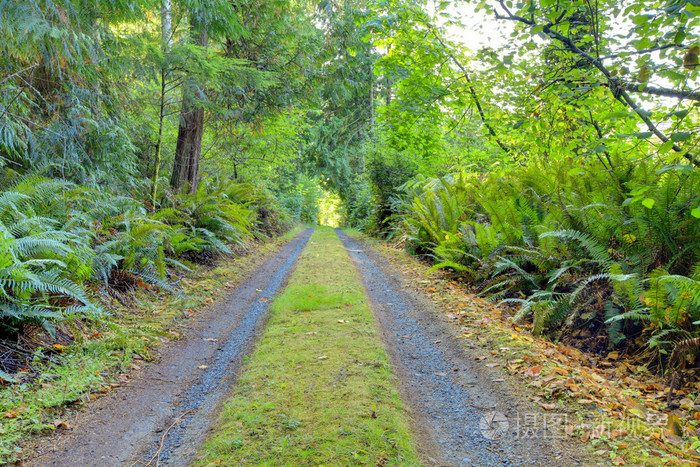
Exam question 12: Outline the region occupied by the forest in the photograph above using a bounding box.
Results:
[1,0,700,462]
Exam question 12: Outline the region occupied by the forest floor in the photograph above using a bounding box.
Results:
[16,227,693,466]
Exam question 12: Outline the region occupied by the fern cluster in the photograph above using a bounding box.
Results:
[394,155,700,365]
[0,173,281,334]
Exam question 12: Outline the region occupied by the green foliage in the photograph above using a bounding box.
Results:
[394,154,700,364]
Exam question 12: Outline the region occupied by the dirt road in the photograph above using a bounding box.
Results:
[27,228,588,466]
[338,230,587,466]
[28,229,313,466]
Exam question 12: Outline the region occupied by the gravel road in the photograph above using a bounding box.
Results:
[28,229,313,466]
[26,227,591,466]
[337,229,588,467]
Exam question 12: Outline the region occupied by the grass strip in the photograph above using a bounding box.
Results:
[197,227,420,466]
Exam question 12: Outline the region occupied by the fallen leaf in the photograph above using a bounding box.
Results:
[612,456,625,465]
[88,332,102,339]
[590,424,607,439]
[434,372,447,377]
[197,365,209,369]
[524,365,542,377]
[486,363,500,368]
[53,420,69,429]
[540,403,557,411]
[337,320,349,324]
[317,355,328,360]
[52,344,66,352]
[204,338,218,342]
[680,397,694,410]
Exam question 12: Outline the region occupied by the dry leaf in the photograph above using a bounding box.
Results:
[524,365,542,377]
[540,403,557,411]
[53,420,69,429]
[197,365,209,369]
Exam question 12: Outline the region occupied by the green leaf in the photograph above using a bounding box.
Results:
[665,109,690,119]
[642,198,656,209]
[659,140,674,153]
[632,132,653,139]
[671,132,692,142]
[692,207,700,218]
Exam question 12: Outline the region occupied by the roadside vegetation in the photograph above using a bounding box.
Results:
[197,228,419,466]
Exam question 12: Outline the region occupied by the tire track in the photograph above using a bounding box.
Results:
[337,229,580,467]
[30,228,313,467]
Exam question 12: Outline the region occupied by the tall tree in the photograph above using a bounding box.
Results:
[170,9,208,192]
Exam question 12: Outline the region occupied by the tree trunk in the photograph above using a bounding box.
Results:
[170,14,207,193]
[170,104,204,192]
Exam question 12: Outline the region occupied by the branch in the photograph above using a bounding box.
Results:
[620,82,700,102]
[494,5,699,166]
[0,64,39,87]
[428,30,510,153]
[598,44,680,61]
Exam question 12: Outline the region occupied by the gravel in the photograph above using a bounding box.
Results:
[337,229,586,467]
[28,229,313,467]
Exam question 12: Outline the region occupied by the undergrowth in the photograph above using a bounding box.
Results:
[0,221,303,463]
[390,156,700,372]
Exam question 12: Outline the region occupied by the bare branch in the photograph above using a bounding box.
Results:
[0,64,39,87]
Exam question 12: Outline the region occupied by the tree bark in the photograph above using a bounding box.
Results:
[170,14,207,193]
